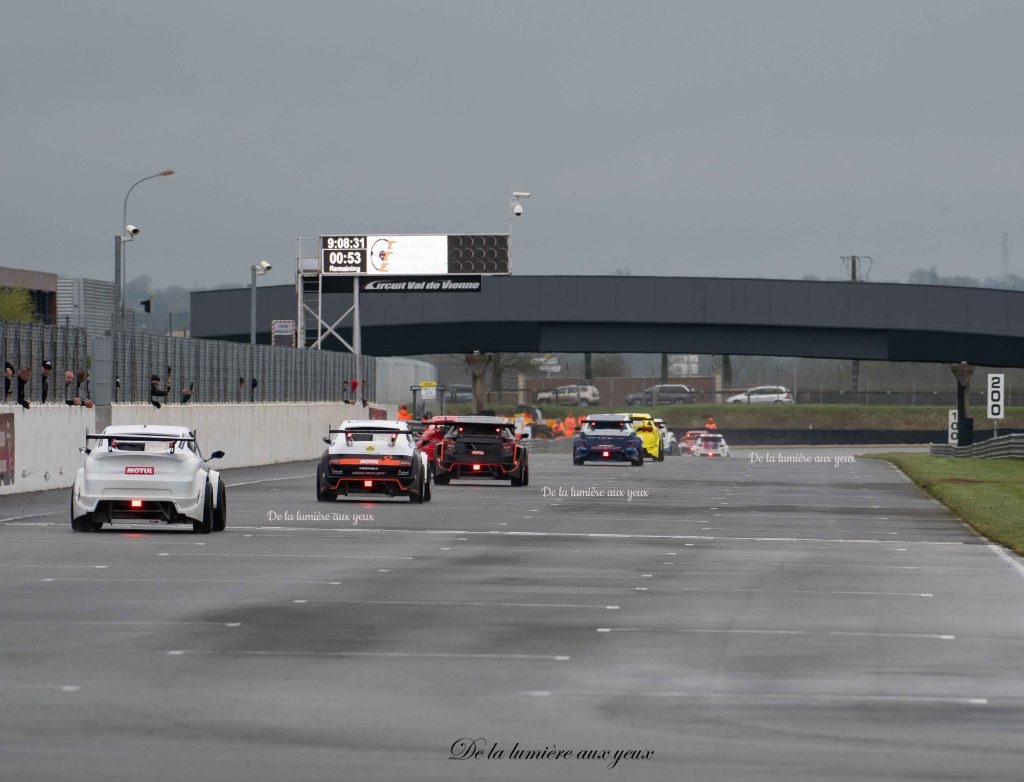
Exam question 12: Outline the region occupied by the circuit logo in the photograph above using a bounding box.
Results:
[370,238,396,272]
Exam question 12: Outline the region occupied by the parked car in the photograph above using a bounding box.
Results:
[624,384,697,406]
[653,418,678,455]
[535,384,601,407]
[726,386,794,404]
[680,429,708,454]
[445,384,473,403]
[692,432,730,457]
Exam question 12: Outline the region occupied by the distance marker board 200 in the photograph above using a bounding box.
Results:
[321,235,510,276]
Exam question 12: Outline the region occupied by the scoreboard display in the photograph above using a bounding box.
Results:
[321,234,509,275]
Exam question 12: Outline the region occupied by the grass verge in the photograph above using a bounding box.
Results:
[868,453,1024,555]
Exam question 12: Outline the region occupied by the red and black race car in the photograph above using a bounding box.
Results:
[433,416,529,486]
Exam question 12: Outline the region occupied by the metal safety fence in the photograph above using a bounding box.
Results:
[929,433,1024,459]
[1,321,89,404]
[110,331,376,404]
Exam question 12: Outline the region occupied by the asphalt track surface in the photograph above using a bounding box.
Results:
[3,447,1024,782]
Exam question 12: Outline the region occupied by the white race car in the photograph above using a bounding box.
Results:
[316,420,431,502]
[71,425,227,534]
[653,418,679,455]
[692,432,731,457]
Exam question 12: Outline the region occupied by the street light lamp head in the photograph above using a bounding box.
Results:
[159,169,175,177]
[512,191,532,199]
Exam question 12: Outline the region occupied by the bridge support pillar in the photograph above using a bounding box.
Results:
[465,351,492,413]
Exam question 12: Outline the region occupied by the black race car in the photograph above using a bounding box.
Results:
[433,416,529,486]
[316,420,431,503]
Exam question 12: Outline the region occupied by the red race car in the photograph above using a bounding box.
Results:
[415,416,459,462]
[680,429,708,454]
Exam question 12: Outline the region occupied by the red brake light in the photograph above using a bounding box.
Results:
[130,499,142,508]
[472,464,481,471]
[363,480,373,488]
[602,451,610,457]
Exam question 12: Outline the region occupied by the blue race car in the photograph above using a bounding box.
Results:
[572,414,643,466]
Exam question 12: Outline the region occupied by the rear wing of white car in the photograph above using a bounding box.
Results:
[85,433,196,452]
[327,428,413,447]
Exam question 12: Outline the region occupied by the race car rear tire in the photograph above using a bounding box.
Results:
[70,491,102,532]
[193,485,213,534]
[656,448,664,462]
[422,474,432,502]
[632,454,643,466]
[212,483,227,532]
[433,471,451,485]
[573,456,585,466]
[71,514,101,532]
[409,473,424,503]
[316,466,336,502]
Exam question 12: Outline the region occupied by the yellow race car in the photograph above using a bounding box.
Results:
[620,412,663,461]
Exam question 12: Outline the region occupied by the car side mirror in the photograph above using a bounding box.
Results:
[323,436,332,444]
[209,450,225,460]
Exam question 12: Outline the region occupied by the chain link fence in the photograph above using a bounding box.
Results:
[110,331,376,404]
[1,321,89,404]
[3,321,377,405]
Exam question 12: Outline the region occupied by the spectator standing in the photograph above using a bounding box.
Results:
[40,361,52,403]
[17,367,30,409]
[3,362,12,402]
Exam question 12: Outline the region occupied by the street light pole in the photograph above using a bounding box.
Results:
[115,169,174,331]
[250,261,272,402]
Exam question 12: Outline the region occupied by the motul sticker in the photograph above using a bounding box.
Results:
[472,450,485,455]
[124,467,154,475]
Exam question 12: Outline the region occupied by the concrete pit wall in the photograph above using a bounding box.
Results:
[0,401,396,497]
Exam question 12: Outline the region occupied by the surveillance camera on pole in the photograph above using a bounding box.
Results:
[510,191,532,223]
[123,224,140,239]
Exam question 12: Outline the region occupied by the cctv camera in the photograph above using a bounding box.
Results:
[259,260,272,272]
[125,225,140,236]
[512,203,524,217]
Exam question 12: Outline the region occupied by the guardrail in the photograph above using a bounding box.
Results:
[929,433,1024,458]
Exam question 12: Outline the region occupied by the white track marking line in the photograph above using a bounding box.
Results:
[0,620,241,626]
[154,552,413,560]
[225,474,314,487]
[0,512,64,524]
[987,544,1024,584]
[628,587,934,597]
[165,650,571,661]
[36,577,360,585]
[595,627,955,640]
[293,598,623,610]
[517,690,988,705]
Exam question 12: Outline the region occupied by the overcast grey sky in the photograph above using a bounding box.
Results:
[2,0,1022,290]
